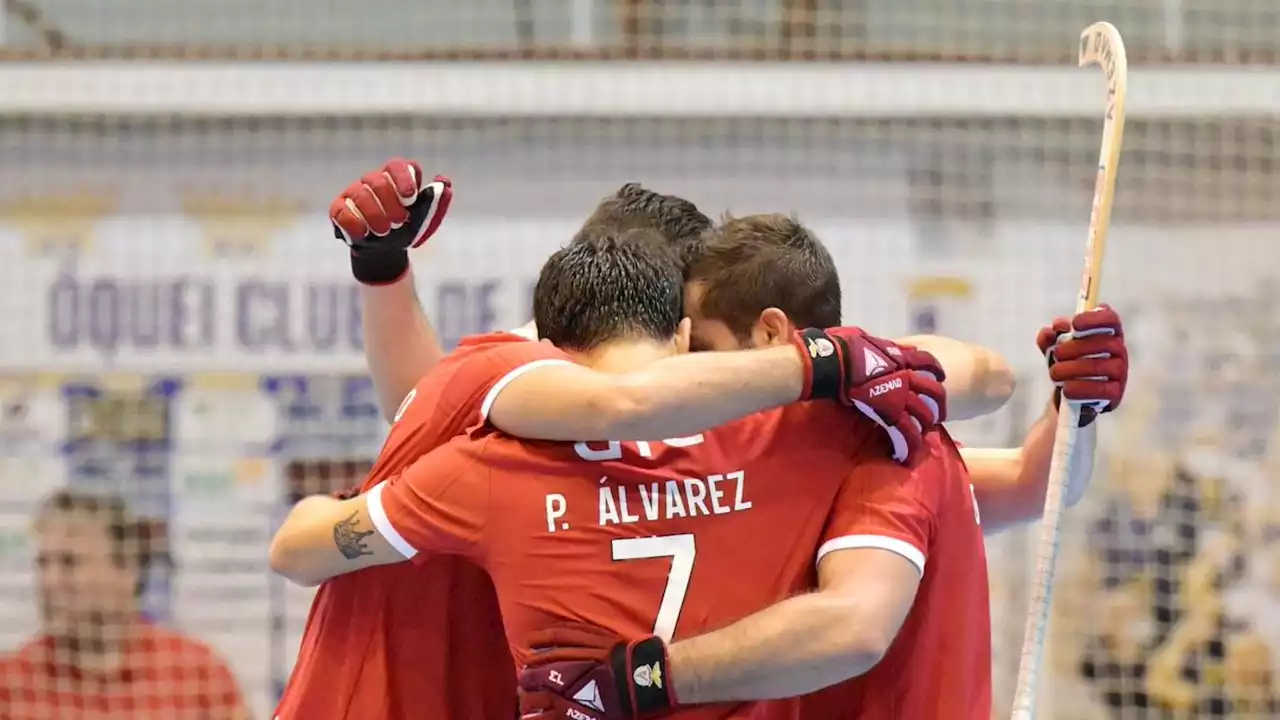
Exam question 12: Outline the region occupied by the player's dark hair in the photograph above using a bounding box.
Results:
[534,228,684,352]
[686,213,841,336]
[579,183,713,267]
[35,490,169,598]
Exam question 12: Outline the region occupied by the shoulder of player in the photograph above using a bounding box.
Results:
[883,431,972,507]
[4,635,52,667]
[456,330,533,348]
[424,332,533,376]
[461,432,644,492]
[719,402,879,450]
[134,624,234,670]
[774,401,878,432]
[922,428,967,474]
[464,430,561,466]
[675,403,861,472]
[397,335,570,422]
[452,333,572,377]
[420,331,543,376]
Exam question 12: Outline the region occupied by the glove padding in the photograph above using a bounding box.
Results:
[792,327,947,465]
[329,158,453,285]
[1036,304,1128,427]
[518,625,674,720]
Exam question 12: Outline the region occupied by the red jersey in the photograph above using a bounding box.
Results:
[758,429,991,720]
[367,401,898,720]
[0,624,244,720]
[275,332,572,720]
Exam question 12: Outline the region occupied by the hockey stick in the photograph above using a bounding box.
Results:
[1009,21,1128,720]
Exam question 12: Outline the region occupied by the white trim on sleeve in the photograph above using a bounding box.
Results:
[816,534,926,575]
[478,359,574,420]
[365,483,419,560]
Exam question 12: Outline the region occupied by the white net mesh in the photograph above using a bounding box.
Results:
[0,3,1278,719]
[0,0,1277,61]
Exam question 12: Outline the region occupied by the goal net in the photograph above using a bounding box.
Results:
[0,3,1277,718]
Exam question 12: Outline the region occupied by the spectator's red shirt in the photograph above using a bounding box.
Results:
[0,623,246,720]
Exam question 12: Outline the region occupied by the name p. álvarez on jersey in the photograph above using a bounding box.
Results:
[543,435,752,533]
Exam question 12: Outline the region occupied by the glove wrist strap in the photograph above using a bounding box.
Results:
[350,248,410,285]
[793,328,846,402]
[611,637,674,717]
[1051,389,1100,428]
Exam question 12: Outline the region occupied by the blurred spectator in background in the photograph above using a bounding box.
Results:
[0,490,250,720]
[1077,447,1279,718]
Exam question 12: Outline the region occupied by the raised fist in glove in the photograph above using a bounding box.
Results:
[519,625,675,720]
[1036,304,1128,428]
[328,158,453,285]
[792,327,947,465]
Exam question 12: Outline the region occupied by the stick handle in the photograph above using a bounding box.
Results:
[1008,22,1128,718]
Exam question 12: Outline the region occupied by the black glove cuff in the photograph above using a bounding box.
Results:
[350,248,410,285]
[611,637,673,717]
[1052,388,1099,428]
[797,328,847,402]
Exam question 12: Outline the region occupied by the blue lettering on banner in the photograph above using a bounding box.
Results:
[47,273,531,355]
[48,273,216,354]
[235,280,363,353]
[46,273,364,356]
[259,374,383,458]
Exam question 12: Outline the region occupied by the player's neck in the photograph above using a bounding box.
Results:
[49,615,143,673]
[572,339,676,374]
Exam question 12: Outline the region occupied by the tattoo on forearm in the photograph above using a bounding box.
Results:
[333,511,375,559]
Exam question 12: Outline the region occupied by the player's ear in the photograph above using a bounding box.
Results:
[751,307,794,347]
[673,317,692,354]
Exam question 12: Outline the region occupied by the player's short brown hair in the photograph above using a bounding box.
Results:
[686,213,841,336]
[36,490,169,598]
[579,183,712,266]
[534,227,684,352]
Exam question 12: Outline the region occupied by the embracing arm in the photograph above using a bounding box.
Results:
[270,443,488,586]
[511,326,1010,424]
[667,547,921,702]
[267,491,406,587]
[896,335,1015,421]
[662,455,928,702]
[361,274,445,423]
[963,400,1097,535]
[487,344,806,442]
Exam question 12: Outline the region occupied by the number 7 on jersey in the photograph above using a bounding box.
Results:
[612,535,696,642]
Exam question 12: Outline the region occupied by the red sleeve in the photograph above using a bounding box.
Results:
[362,336,571,493]
[388,336,572,448]
[365,438,492,563]
[469,343,574,424]
[817,455,937,576]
